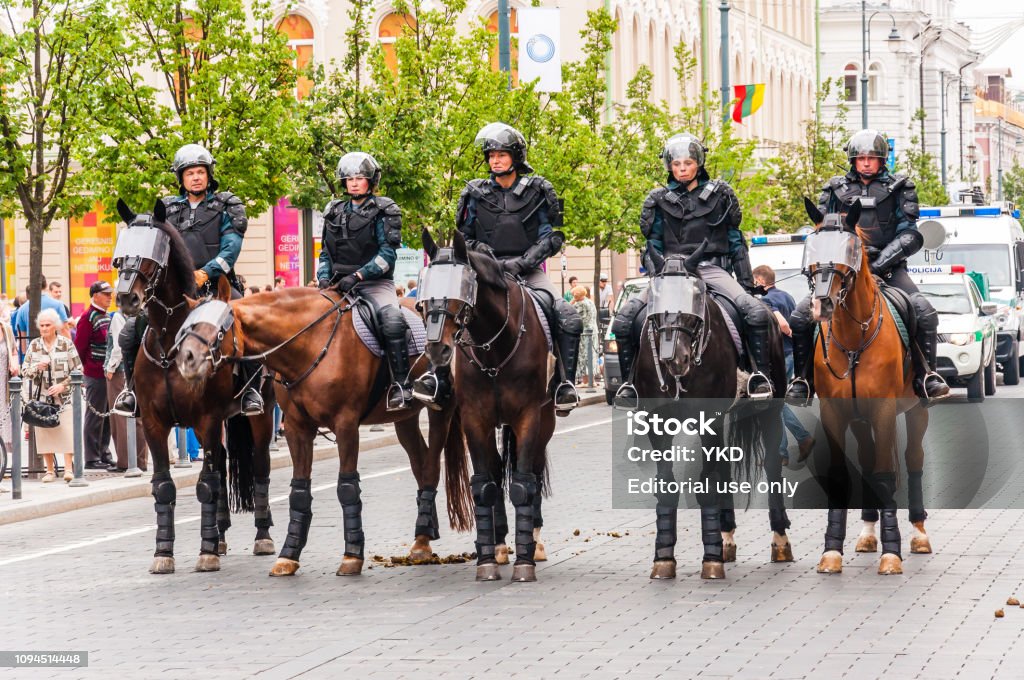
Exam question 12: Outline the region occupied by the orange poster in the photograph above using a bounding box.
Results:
[68,202,117,317]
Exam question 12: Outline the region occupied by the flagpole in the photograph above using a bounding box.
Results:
[498,0,512,90]
[720,0,730,125]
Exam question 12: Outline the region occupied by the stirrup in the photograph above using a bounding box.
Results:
[613,383,639,411]
[386,382,413,412]
[241,389,265,416]
[111,389,138,418]
[922,372,950,403]
[553,380,579,415]
[746,371,773,401]
[784,377,813,407]
[411,372,441,409]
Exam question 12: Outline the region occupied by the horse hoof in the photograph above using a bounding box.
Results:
[409,536,433,563]
[533,541,547,562]
[650,560,676,580]
[476,564,502,581]
[817,551,843,574]
[195,554,221,572]
[855,535,878,553]
[878,553,903,575]
[495,544,510,565]
[269,558,300,577]
[511,563,536,582]
[910,522,932,554]
[336,557,364,576]
[253,539,276,556]
[771,541,794,563]
[217,540,227,556]
[701,561,726,580]
[722,542,737,563]
[149,556,175,574]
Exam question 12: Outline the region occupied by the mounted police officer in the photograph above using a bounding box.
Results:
[111,143,264,417]
[612,132,775,408]
[786,129,949,404]
[317,151,413,411]
[416,122,582,415]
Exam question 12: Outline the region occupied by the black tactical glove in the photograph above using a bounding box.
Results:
[317,278,331,290]
[502,258,527,278]
[336,274,359,293]
[870,230,924,276]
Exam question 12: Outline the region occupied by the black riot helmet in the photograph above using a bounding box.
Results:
[845,129,889,178]
[474,122,533,175]
[171,143,217,193]
[336,152,382,198]
[661,133,708,182]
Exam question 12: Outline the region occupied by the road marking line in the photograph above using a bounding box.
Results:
[0,415,611,567]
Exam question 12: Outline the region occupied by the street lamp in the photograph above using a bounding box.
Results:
[861,2,902,129]
[939,70,966,189]
[997,117,1004,201]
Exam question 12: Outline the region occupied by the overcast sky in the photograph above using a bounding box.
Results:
[953,1,1024,89]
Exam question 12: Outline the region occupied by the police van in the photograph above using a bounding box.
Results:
[907,203,1024,384]
[747,231,814,302]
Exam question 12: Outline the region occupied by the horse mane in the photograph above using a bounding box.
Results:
[150,213,197,297]
[467,250,508,290]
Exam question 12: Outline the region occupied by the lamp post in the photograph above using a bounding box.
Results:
[997,117,1004,201]
[720,0,730,125]
[939,71,962,190]
[860,2,902,129]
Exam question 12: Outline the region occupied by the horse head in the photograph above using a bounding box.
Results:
[175,295,236,384]
[649,249,710,381]
[802,197,863,322]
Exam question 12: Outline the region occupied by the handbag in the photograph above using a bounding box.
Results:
[23,365,61,429]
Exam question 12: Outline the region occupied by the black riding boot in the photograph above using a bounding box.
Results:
[384,335,413,411]
[553,322,581,416]
[612,334,638,411]
[112,321,141,417]
[238,361,265,416]
[744,324,775,400]
[916,329,950,402]
[786,322,815,406]
[411,365,451,410]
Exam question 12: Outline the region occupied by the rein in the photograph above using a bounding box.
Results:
[816,273,886,399]
[455,276,528,379]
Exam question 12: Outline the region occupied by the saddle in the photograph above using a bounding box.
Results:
[520,283,555,353]
[350,296,427,358]
[874,277,915,347]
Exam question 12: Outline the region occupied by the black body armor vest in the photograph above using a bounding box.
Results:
[322,197,392,280]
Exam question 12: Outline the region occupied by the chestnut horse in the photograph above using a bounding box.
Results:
[174,288,473,577]
[801,199,931,576]
[113,199,276,575]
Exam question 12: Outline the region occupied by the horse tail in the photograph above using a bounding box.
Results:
[443,410,474,532]
[226,414,256,513]
[725,401,779,486]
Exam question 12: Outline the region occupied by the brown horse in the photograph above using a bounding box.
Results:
[801,199,931,576]
[418,229,556,583]
[113,199,276,575]
[173,286,473,577]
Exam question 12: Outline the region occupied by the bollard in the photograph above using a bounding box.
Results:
[68,370,88,487]
[124,416,142,478]
[175,427,191,468]
[9,375,22,499]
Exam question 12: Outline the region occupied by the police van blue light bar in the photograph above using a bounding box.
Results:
[750,234,808,245]
[919,206,1003,218]
[908,264,966,275]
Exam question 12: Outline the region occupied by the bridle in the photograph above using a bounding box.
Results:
[454,277,528,379]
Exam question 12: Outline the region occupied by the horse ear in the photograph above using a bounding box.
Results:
[453,230,468,263]
[215,274,231,302]
[845,200,862,232]
[803,197,823,226]
[153,198,166,224]
[116,198,136,225]
[422,228,438,260]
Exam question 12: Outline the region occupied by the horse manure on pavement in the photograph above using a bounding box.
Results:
[370,553,477,568]
[995,609,1005,618]
[1008,597,1020,606]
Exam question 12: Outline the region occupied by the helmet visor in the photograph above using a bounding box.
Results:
[663,135,705,167]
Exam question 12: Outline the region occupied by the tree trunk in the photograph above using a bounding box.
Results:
[592,235,602,304]
[27,216,45,343]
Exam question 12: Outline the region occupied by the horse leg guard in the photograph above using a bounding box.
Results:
[509,472,538,566]
[415,487,440,541]
[824,508,848,554]
[337,472,365,562]
[768,507,791,536]
[196,472,220,556]
[152,473,176,558]
[653,503,678,563]
[472,474,500,580]
[700,506,724,564]
[254,477,273,533]
[908,470,927,523]
[215,479,231,555]
[493,486,509,548]
[278,479,312,562]
[872,472,902,559]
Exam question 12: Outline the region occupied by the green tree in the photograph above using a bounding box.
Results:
[84,0,302,216]
[0,0,120,336]
[1002,160,1024,208]
[897,109,947,206]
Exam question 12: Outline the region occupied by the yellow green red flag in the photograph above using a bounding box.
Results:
[732,83,765,124]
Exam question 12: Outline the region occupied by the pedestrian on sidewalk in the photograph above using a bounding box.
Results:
[104,310,149,471]
[0,312,19,453]
[74,281,114,470]
[571,286,599,387]
[21,309,81,483]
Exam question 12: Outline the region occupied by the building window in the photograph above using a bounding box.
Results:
[379,12,417,75]
[843,62,858,102]
[277,14,314,100]
[487,7,518,86]
[868,62,882,102]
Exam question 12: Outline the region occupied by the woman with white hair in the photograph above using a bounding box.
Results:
[21,308,82,482]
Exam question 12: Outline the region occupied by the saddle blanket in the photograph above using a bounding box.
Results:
[353,306,427,358]
[527,292,553,353]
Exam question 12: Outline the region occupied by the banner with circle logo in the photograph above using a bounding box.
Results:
[518,7,561,93]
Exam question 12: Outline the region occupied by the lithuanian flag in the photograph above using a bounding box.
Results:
[732,83,765,124]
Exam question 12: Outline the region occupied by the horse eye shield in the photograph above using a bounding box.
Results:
[416,263,478,343]
[801,230,862,299]
[176,299,234,347]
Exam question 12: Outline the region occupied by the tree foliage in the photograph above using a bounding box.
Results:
[896,108,948,207]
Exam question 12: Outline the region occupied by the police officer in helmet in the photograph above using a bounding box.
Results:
[414,122,582,415]
[317,151,413,411]
[786,129,949,404]
[612,132,776,407]
[111,143,264,417]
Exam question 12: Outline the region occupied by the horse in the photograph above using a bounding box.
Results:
[417,229,560,583]
[173,286,474,577]
[113,198,276,574]
[623,245,790,580]
[800,198,931,576]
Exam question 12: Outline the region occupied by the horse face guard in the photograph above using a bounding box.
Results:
[112,221,171,313]
[801,222,862,304]
[648,260,708,365]
[175,299,235,369]
[416,248,479,345]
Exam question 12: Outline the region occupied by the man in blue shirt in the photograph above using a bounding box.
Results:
[13,276,69,359]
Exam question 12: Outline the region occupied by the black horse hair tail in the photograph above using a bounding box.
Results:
[226,413,256,513]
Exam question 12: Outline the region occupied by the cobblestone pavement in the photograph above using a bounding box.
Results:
[1,401,1023,679]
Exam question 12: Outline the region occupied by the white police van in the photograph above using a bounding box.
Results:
[907,203,1024,385]
[747,231,814,302]
[908,264,998,402]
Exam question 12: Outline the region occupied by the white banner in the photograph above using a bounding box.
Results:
[518,7,561,92]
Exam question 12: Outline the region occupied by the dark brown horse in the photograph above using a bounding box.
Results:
[173,287,473,577]
[418,229,556,582]
[113,199,276,575]
[801,199,930,576]
[627,248,790,580]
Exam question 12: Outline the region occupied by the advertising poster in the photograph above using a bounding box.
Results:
[273,198,302,288]
[68,202,117,317]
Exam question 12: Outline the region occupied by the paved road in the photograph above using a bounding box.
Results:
[2,386,1024,678]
